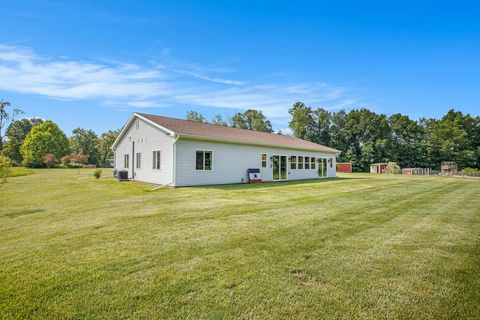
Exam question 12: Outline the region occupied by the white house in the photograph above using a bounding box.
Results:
[112,113,340,187]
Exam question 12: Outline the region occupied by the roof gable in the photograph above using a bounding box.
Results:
[111,113,175,149]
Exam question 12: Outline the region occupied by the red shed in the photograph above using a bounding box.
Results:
[337,162,352,173]
[370,163,388,174]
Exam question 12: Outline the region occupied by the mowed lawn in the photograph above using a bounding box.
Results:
[1,170,479,319]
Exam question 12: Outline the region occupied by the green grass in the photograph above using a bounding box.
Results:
[0,169,479,319]
[8,166,35,177]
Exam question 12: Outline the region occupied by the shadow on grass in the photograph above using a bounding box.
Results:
[4,208,45,218]
[196,176,366,191]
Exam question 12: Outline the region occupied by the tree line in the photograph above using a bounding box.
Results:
[187,103,480,171]
[0,99,119,168]
[287,102,480,171]
[1,98,479,170]
[186,110,274,133]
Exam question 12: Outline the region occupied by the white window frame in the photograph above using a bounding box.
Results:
[311,157,316,170]
[298,156,304,170]
[136,152,141,169]
[153,150,161,170]
[124,154,129,168]
[261,153,268,168]
[305,156,310,169]
[290,156,297,169]
[195,149,213,171]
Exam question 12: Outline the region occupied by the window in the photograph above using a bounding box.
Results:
[196,150,212,171]
[305,156,310,169]
[311,157,316,169]
[298,156,304,169]
[328,158,333,168]
[124,154,129,168]
[153,150,161,169]
[261,154,267,168]
[290,156,297,169]
[136,152,141,169]
[135,119,139,130]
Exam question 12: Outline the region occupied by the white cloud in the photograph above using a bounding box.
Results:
[274,127,293,136]
[0,44,359,120]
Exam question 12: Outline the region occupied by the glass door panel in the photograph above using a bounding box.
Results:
[273,155,280,180]
[318,158,328,178]
[280,156,287,180]
[322,158,328,177]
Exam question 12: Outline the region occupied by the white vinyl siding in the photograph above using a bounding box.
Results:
[175,138,336,186]
[114,117,174,184]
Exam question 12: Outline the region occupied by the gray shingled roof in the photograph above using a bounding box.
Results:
[138,113,339,153]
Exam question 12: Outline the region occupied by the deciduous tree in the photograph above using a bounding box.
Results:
[288,102,313,139]
[97,129,120,166]
[70,128,99,165]
[42,153,57,168]
[186,111,207,123]
[0,99,23,151]
[231,109,273,133]
[2,118,43,164]
[0,154,11,186]
[21,121,70,167]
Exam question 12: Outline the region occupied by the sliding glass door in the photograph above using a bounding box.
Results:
[272,155,288,181]
[318,158,328,178]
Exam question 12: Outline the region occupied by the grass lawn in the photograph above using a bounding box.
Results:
[0,169,479,319]
[8,166,35,177]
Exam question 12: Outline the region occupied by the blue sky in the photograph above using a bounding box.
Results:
[0,0,479,134]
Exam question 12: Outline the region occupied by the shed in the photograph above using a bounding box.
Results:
[337,162,352,173]
[441,162,457,175]
[370,163,388,174]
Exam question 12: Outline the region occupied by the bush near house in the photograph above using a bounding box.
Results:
[93,169,102,179]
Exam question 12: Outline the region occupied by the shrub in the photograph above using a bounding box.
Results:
[0,155,12,186]
[463,167,480,174]
[93,169,102,179]
[71,152,87,166]
[60,154,71,166]
[43,153,57,168]
[384,162,401,174]
[60,152,88,168]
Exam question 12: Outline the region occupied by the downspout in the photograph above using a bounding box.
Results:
[169,134,180,187]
